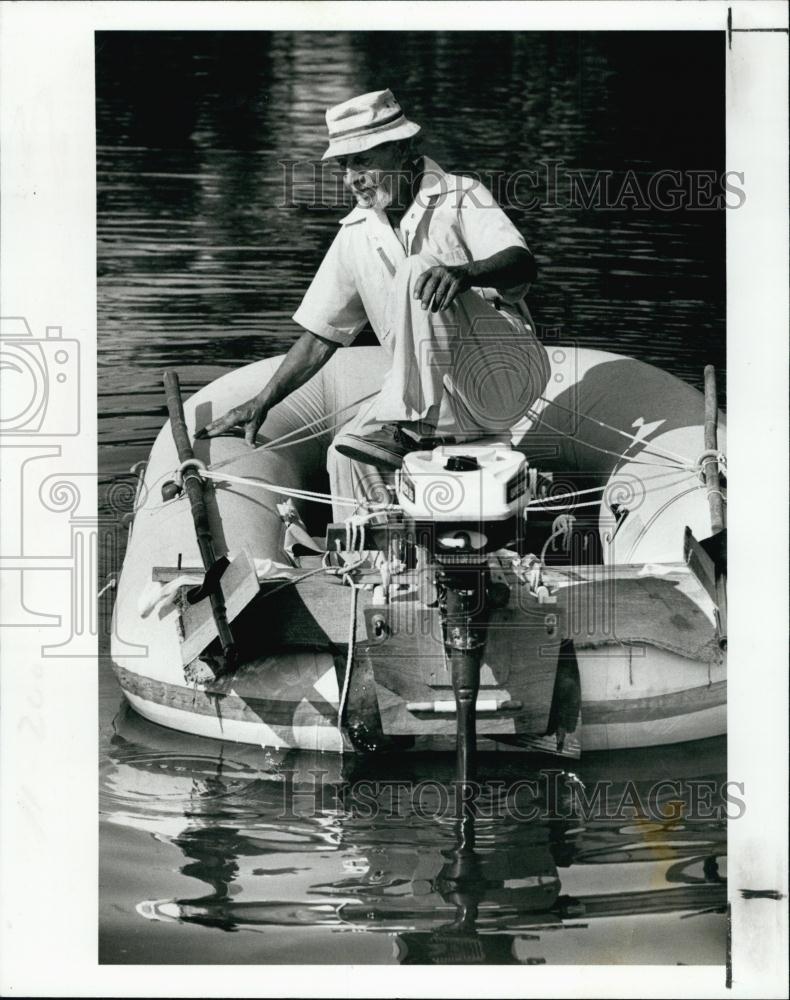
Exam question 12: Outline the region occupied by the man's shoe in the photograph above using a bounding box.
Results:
[334,423,431,470]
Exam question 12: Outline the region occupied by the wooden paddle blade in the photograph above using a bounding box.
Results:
[683,525,718,606]
[179,549,259,666]
[684,526,727,646]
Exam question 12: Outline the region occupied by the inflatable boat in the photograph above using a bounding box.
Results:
[110,344,727,753]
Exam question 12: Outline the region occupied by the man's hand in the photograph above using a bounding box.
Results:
[195,393,269,447]
[413,264,471,313]
[192,330,338,449]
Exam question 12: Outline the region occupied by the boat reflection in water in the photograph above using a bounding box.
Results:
[102,703,727,964]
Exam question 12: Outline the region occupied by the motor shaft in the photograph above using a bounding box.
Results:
[440,567,489,783]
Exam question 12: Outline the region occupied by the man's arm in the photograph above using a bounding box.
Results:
[196,329,338,446]
[413,246,536,313]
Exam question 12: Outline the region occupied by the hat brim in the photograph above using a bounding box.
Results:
[322,120,421,161]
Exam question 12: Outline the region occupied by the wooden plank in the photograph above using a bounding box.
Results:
[152,565,203,583]
[179,549,260,665]
[683,526,727,647]
[360,592,562,736]
[259,575,373,647]
[683,526,718,606]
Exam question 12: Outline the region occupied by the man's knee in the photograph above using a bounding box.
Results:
[326,437,346,477]
[327,441,389,501]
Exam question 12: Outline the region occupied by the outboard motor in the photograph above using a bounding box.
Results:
[397,443,531,558]
[396,443,538,781]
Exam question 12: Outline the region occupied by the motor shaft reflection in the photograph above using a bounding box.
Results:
[103,702,727,962]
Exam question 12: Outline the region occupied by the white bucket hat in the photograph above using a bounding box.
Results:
[321,89,421,161]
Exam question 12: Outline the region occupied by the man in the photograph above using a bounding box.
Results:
[199,89,549,518]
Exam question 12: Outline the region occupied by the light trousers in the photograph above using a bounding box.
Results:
[327,254,550,522]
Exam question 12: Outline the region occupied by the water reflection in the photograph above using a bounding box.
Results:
[102,704,726,963]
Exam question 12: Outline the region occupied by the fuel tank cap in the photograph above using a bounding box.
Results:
[444,455,480,472]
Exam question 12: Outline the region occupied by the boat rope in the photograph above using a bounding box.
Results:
[329,524,372,743]
[624,485,705,562]
[202,470,357,507]
[526,471,701,512]
[523,406,695,472]
[172,392,726,521]
[534,395,696,469]
[696,449,727,482]
[260,391,380,452]
[523,485,695,513]
[522,465,706,509]
[175,458,402,514]
[343,509,392,553]
[174,456,707,518]
[243,538,374,606]
[540,519,573,564]
[174,458,360,509]
[200,386,724,513]
[206,390,380,473]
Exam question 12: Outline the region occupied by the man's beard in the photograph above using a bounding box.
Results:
[345,174,394,211]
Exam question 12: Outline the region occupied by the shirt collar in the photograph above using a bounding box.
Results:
[416,156,465,200]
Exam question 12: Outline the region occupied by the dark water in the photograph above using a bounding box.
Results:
[101,672,728,966]
[98,31,727,964]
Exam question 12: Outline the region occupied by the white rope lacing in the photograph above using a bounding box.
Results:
[207,390,380,474]
[260,391,380,452]
[534,394,696,469]
[522,464,704,510]
[623,485,707,562]
[523,411,727,497]
[540,519,572,564]
[524,471,702,512]
[522,406,689,471]
[696,449,727,483]
[200,468,361,509]
[329,515,378,744]
[178,461,402,514]
[173,451,708,517]
[190,385,725,517]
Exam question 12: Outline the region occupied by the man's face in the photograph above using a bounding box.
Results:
[337,142,411,211]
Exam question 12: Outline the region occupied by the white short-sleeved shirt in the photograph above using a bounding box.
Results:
[292,157,531,347]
